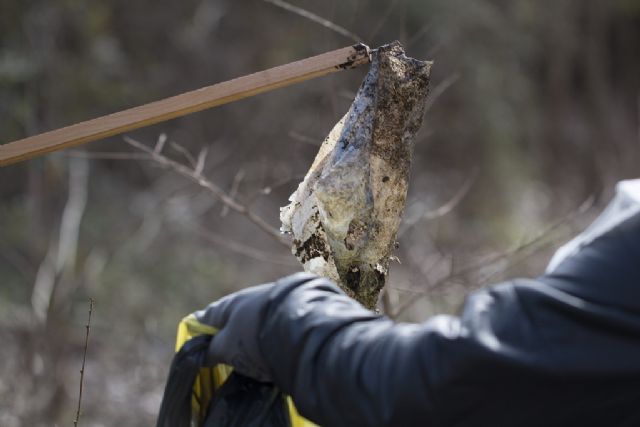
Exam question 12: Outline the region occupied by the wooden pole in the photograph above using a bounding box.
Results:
[0,44,371,167]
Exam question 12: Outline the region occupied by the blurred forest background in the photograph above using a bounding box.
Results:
[1,0,639,425]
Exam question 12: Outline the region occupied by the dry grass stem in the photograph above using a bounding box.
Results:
[73,298,94,427]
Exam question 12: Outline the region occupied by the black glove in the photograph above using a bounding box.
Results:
[194,272,317,382]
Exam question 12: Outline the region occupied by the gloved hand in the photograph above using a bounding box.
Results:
[194,273,317,382]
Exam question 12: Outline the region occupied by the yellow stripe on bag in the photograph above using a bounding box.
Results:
[175,314,318,427]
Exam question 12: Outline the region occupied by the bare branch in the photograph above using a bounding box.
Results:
[407,22,433,49]
[264,0,361,42]
[399,169,477,237]
[391,195,596,318]
[188,223,296,266]
[123,136,290,247]
[154,133,167,154]
[56,158,90,273]
[475,196,596,286]
[288,130,321,146]
[245,173,305,207]
[169,141,198,168]
[423,73,461,113]
[194,147,209,176]
[221,169,245,217]
[32,157,90,323]
[423,170,476,220]
[74,298,94,427]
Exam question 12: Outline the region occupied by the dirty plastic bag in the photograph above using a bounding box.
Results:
[281,41,431,308]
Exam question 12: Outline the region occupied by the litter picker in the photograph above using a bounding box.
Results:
[0,44,371,167]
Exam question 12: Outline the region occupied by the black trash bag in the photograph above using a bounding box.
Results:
[156,335,211,427]
[156,335,290,427]
[203,372,290,427]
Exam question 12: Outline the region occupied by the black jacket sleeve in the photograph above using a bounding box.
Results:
[259,197,640,426]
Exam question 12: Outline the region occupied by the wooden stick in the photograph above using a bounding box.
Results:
[0,44,371,167]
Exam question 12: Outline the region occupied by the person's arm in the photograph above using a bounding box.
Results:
[260,278,640,425]
[258,181,640,426]
[201,180,640,426]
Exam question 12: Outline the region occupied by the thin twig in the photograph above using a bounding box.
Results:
[245,173,305,207]
[123,136,290,247]
[74,298,94,427]
[154,133,167,154]
[189,223,297,266]
[195,147,209,176]
[422,170,476,220]
[367,0,401,42]
[264,0,361,42]
[221,169,245,217]
[407,22,433,49]
[170,142,198,168]
[399,169,477,237]
[32,157,90,323]
[475,198,595,286]
[288,130,321,146]
[392,196,595,318]
[423,73,461,113]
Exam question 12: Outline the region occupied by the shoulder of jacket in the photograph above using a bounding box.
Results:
[546,179,640,273]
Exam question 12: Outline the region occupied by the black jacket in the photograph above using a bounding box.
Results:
[259,181,640,427]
